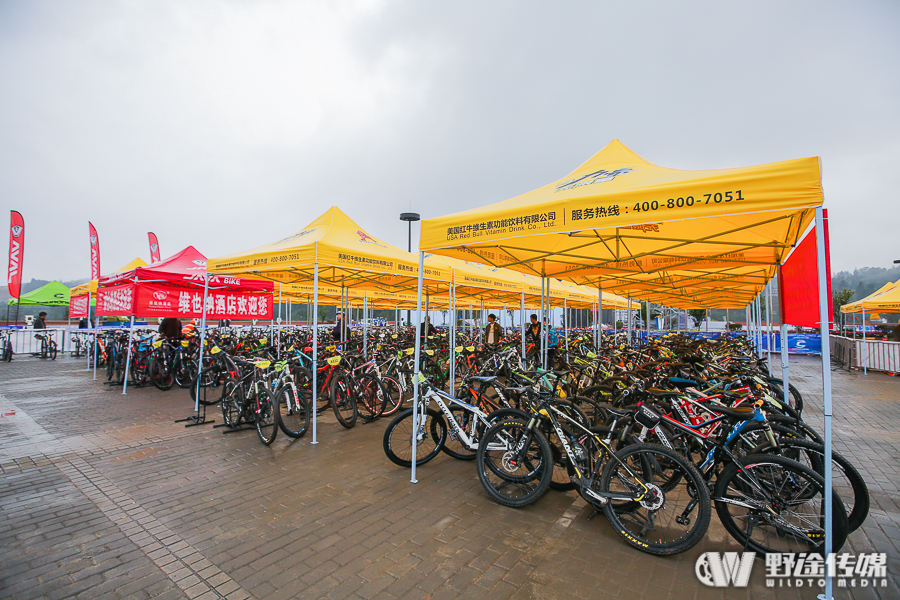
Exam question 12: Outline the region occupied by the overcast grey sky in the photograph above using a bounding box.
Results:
[2,0,898,284]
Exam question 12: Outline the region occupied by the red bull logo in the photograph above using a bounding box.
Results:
[356,230,385,248]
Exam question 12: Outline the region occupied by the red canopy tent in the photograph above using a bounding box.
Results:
[96,246,274,319]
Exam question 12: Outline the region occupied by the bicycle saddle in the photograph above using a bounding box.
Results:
[645,388,681,398]
[467,375,498,384]
[705,404,756,421]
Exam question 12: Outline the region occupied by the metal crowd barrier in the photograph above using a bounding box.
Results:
[830,335,899,374]
[1,326,73,357]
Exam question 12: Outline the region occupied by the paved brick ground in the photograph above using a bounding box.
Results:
[0,354,897,599]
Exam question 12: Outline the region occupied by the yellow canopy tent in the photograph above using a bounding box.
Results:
[419,140,822,309]
[841,281,900,314]
[70,257,149,297]
[411,140,838,569]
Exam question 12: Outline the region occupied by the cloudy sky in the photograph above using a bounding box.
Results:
[1,0,898,284]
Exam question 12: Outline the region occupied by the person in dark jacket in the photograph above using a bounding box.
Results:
[484,313,503,347]
[159,318,183,339]
[332,313,347,342]
[419,317,436,344]
[33,312,47,330]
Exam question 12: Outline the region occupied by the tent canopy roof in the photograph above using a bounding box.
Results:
[208,207,627,307]
[8,281,70,306]
[208,207,452,292]
[100,247,273,292]
[841,280,900,314]
[419,140,823,309]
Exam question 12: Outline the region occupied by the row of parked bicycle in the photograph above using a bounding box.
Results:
[77,324,865,559]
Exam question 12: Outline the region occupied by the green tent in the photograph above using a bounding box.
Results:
[7,281,71,306]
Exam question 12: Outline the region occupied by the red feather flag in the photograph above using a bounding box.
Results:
[7,211,25,299]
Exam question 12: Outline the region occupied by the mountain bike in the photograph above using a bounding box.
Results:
[477,388,712,556]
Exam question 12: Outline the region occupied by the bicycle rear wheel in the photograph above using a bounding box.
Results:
[354,373,386,421]
[714,454,849,555]
[220,377,243,429]
[382,407,446,467]
[329,374,358,428]
[49,341,58,360]
[600,443,711,556]
[476,418,552,508]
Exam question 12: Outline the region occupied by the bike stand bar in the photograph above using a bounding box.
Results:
[175,402,215,428]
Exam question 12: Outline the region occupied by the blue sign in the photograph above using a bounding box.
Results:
[634,331,822,354]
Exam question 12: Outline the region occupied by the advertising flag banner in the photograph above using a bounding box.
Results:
[148,232,161,263]
[7,211,24,299]
[89,222,101,281]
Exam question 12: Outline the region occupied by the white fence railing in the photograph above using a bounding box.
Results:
[830,335,900,374]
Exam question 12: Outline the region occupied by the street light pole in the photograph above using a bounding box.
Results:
[400,212,421,327]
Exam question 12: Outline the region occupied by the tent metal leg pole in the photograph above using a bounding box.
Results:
[564,298,568,363]
[766,281,773,375]
[312,264,319,445]
[814,206,834,600]
[66,317,70,362]
[781,322,790,407]
[520,291,525,364]
[862,307,867,375]
[449,282,455,397]
[122,316,135,395]
[87,290,92,370]
[363,295,368,360]
[598,286,603,350]
[411,251,425,484]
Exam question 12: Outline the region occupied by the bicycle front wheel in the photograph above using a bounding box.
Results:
[254,387,278,446]
[276,381,310,438]
[714,454,849,555]
[600,443,711,556]
[49,341,58,360]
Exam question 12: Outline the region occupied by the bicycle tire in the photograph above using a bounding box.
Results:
[149,355,175,391]
[476,418,552,508]
[354,373,386,421]
[329,374,358,429]
[379,376,404,416]
[276,381,310,438]
[220,377,243,429]
[748,438,870,533]
[600,442,711,556]
[714,454,849,555]
[382,407,446,468]
[254,386,278,445]
[49,341,58,361]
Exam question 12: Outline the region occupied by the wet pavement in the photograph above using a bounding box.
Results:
[0,354,898,599]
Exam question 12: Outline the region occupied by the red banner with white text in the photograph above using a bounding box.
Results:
[69,294,90,318]
[89,222,101,281]
[148,232,161,263]
[96,282,273,319]
[7,211,24,299]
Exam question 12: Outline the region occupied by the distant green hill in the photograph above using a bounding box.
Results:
[832,266,900,301]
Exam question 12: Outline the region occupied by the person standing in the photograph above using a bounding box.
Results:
[332,313,347,342]
[484,313,503,347]
[33,311,47,330]
[159,317,183,339]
